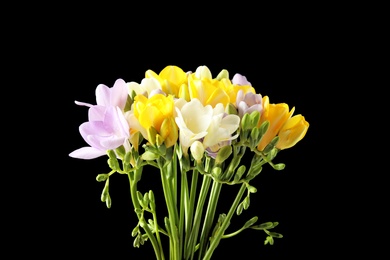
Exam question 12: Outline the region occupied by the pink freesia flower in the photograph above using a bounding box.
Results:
[69,79,130,159]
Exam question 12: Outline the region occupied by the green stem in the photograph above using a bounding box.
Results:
[128,169,164,260]
[202,184,247,260]
[184,168,199,258]
[179,168,189,259]
[160,161,180,260]
[186,174,212,260]
[197,179,222,259]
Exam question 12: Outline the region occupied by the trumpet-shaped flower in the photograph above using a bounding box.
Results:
[175,98,214,154]
[276,114,309,150]
[145,65,188,98]
[69,106,130,159]
[257,96,295,152]
[203,103,240,156]
[69,79,131,159]
[133,93,178,147]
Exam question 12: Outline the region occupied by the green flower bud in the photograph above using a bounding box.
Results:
[96,173,108,182]
[215,145,232,165]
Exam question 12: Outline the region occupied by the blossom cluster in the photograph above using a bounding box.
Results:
[69,65,309,161]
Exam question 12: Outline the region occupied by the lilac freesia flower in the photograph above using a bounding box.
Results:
[232,73,252,86]
[69,79,130,159]
[236,90,263,118]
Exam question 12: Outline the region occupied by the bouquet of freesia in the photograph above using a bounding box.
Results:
[69,65,309,259]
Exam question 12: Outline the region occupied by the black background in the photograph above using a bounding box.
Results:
[20,9,343,259]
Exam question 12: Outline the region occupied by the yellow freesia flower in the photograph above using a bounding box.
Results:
[145,65,188,98]
[188,76,230,108]
[133,93,178,147]
[276,114,309,150]
[257,96,295,151]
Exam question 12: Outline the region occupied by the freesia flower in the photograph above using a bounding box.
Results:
[69,79,131,159]
[203,103,240,156]
[276,114,309,150]
[69,106,130,159]
[174,98,213,155]
[235,90,263,118]
[145,65,188,98]
[257,96,295,152]
[188,68,230,107]
[133,93,178,147]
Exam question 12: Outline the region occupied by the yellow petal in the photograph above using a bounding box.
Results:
[276,115,309,149]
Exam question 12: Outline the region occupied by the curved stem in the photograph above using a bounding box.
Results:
[128,169,164,260]
[202,184,247,260]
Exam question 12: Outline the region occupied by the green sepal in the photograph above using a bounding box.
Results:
[226,103,238,115]
[147,127,158,146]
[124,151,132,164]
[211,167,222,179]
[115,145,126,159]
[141,151,159,161]
[124,90,136,113]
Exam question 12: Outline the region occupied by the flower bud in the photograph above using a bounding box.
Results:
[276,115,309,150]
[190,141,204,162]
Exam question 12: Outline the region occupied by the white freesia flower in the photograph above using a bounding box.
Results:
[175,98,213,155]
[203,103,240,155]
